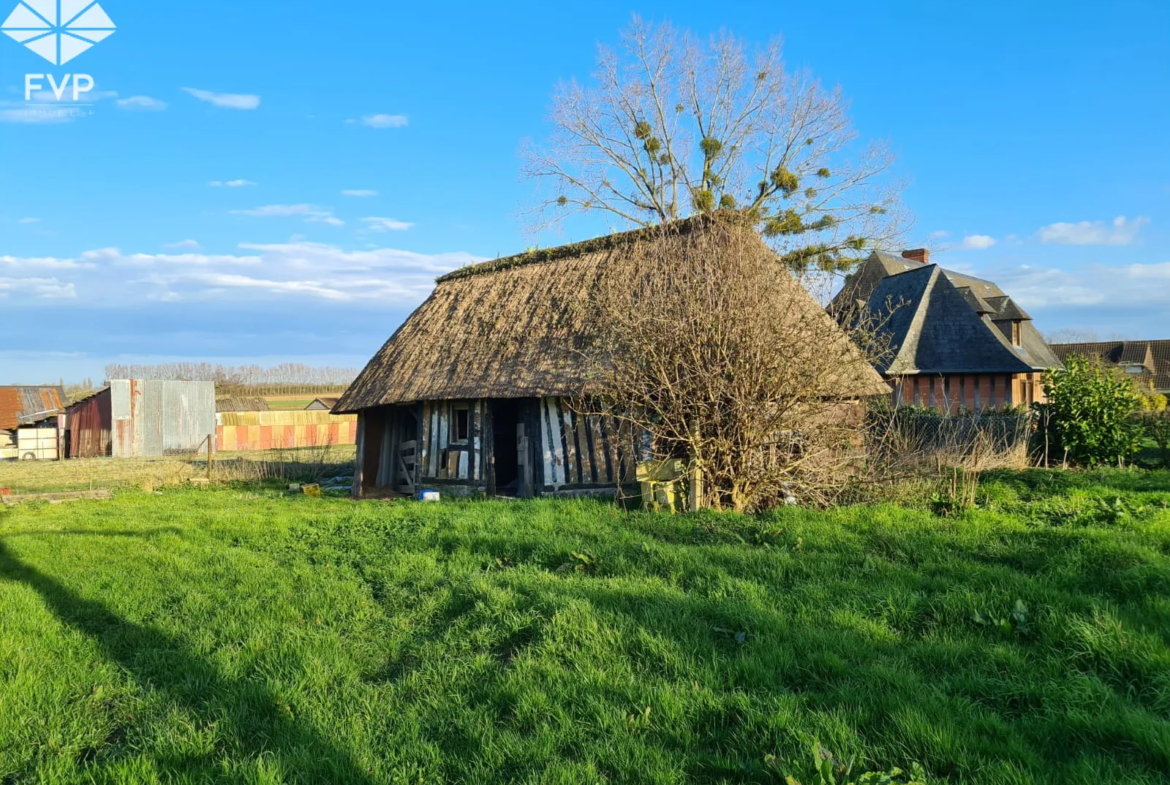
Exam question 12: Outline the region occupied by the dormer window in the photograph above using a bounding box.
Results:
[1011,321,1022,346]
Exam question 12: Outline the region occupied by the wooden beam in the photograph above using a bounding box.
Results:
[352,414,366,499]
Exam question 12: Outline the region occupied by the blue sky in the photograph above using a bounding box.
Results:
[1,0,1167,383]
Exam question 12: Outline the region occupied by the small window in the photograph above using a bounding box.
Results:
[453,405,470,444]
[1011,321,1022,346]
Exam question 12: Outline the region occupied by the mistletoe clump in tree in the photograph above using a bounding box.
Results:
[523,16,906,272]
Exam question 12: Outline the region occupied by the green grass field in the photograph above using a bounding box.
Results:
[1,470,1168,783]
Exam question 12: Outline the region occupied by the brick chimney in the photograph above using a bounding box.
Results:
[901,248,930,265]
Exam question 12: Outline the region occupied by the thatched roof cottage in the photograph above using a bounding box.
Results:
[335,217,887,499]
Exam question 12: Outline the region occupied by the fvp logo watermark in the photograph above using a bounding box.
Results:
[1,1,115,118]
[1,0,115,65]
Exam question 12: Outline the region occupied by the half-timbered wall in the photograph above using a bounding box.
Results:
[355,397,642,499]
[536,397,637,492]
[418,399,486,485]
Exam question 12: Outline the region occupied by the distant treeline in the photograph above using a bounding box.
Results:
[102,363,360,386]
[216,384,350,397]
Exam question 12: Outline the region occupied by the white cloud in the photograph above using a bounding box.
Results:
[928,230,949,240]
[18,217,40,224]
[362,217,414,232]
[163,239,201,250]
[959,234,997,250]
[0,276,76,299]
[231,204,344,227]
[1,254,91,270]
[1037,215,1149,246]
[209,179,257,188]
[356,114,409,128]
[993,260,1170,310]
[182,88,262,110]
[0,242,482,306]
[117,95,167,111]
[342,189,378,198]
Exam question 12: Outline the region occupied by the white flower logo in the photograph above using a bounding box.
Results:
[1,0,115,66]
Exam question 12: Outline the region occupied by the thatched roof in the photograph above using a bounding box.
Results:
[337,216,888,412]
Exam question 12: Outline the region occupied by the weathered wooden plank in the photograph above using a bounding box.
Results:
[423,404,437,479]
[543,397,564,487]
[428,404,440,477]
[2,489,113,506]
[575,408,594,484]
[599,416,618,486]
[539,398,556,486]
[589,415,609,484]
[377,413,395,486]
[458,450,469,480]
[559,400,578,485]
[352,414,366,498]
[470,401,480,480]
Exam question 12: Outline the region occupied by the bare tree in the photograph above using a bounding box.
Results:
[573,217,891,512]
[524,16,906,272]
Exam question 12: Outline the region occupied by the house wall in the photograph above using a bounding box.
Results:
[892,372,1046,412]
[418,399,487,487]
[353,396,639,499]
[536,397,636,493]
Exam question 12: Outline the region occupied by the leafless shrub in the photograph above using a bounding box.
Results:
[572,217,890,512]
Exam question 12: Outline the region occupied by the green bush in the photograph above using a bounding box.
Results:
[1142,410,1170,468]
[1041,356,1144,467]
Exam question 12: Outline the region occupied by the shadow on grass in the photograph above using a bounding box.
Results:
[0,535,376,784]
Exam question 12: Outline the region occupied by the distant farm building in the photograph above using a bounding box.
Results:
[833,249,1063,411]
[305,397,340,411]
[1050,340,1170,395]
[64,380,216,458]
[336,217,887,500]
[0,386,65,461]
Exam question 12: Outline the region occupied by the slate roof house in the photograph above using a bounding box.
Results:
[0,386,65,461]
[335,216,888,499]
[832,249,1062,412]
[1050,341,1170,394]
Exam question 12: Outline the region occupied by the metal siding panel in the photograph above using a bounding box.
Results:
[110,381,131,457]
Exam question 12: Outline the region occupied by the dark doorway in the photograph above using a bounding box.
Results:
[490,399,520,495]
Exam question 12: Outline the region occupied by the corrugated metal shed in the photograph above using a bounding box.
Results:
[65,380,216,458]
[0,386,65,430]
[65,387,112,459]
